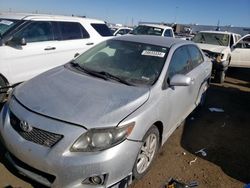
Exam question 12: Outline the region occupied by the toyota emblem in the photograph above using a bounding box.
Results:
[20,120,33,132]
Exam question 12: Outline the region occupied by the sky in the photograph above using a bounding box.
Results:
[0,0,249,27]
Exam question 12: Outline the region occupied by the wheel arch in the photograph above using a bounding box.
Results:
[153,121,163,145]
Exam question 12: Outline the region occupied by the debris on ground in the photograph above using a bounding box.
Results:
[208,107,224,112]
[189,157,197,165]
[195,148,207,157]
[163,178,198,188]
[221,122,226,128]
[182,152,186,155]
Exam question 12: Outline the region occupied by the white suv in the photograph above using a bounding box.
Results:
[192,31,241,83]
[0,13,112,102]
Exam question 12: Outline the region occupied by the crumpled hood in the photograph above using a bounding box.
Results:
[14,66,150,129]
[196,43,228,53]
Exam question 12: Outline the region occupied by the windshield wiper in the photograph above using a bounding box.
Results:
[97,71,134,86]
[70,61,109,80]
[214,36,224,46]
[70,62,133,86]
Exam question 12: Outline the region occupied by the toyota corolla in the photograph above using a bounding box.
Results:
[0,35,211,188]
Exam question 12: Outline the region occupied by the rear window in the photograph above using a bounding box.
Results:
[131,25,164,36]
[91,23,112,37]
[58,22,90,40]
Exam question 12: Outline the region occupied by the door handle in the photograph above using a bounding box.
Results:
[44,47,56,51]
[86,42,94,45]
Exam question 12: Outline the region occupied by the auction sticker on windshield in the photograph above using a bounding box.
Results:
[141,50,165,58]
[0,20,13,25]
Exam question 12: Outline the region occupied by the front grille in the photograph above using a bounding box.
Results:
[9,111,63,147]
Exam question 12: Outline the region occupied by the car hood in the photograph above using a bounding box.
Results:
[14,66,150,129]
[196,43,228,53]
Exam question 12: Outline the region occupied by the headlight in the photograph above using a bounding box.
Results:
[71,122,135,152]
[215,53,224,62]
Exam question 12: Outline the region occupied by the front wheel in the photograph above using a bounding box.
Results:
[132,125,160,179]
[214,70,225,83]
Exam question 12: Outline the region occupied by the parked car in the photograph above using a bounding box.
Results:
[192,30,241,83]
[0,13,113,102]
[230,34,250,68]
[131,24,175,37]
[0,35,212,188]
[110,26,132,36]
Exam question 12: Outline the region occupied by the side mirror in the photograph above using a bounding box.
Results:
[7,37,26,46]
[170,74,191,86]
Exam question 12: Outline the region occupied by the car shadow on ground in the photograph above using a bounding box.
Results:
[227,67,250,83]
[181,82,250,183]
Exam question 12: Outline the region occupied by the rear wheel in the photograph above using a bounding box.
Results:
[0,76,7,103]
[132,125,159,179]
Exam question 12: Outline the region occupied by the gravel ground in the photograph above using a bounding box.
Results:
[0,67,249,188]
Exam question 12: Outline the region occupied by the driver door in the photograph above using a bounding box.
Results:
[231,35,250,68]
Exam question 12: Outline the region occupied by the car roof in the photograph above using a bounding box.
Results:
[112,35,191,48]
[139,24,173,30]
[110,26,132,29]
[199,30,241,36]
[0,12,105,23]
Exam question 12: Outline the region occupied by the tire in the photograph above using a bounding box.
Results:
[0,76,7,103]
[215,70,225,83]
[132,125,160,179]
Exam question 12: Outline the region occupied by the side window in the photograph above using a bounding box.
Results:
[117,29,125,35]
[236,36,250,49]
[58,22,89,40]
[164,29,173,37]
[243,36,250,48]
[91,23,113,36]
[167,46,191,78]
[187,45,204,68]
[14,21,53,43]
[125,29,131,34]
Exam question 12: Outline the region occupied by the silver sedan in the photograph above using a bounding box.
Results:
[0,35,212,188]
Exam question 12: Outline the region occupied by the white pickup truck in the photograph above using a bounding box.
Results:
[192,31,241,83]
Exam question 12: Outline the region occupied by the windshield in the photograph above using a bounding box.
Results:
[73,40,169,86]
[192,32,230,46]
[131,25,164,36]
[0,19,19,36]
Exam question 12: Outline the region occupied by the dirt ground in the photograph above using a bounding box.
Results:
[0,67,249,188]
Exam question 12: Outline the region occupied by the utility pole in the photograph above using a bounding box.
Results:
[174,6,179,23]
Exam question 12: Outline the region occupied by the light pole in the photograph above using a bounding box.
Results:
[174,6,179,24]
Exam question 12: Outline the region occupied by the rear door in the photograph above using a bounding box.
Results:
[187,45,210,105]
[231,35,250,68]
[51,21,93,63]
